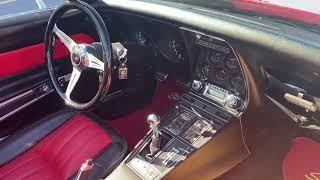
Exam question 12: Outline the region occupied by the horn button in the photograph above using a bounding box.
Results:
[70,45,87,69]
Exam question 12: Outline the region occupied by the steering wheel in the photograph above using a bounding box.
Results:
[44,1,112,110]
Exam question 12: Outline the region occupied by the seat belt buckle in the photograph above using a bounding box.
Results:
[74,159,94,180]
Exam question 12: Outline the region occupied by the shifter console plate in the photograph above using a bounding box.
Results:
[128,155,160,180]
[165,111,195,135]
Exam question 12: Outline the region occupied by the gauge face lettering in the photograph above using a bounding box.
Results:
[197,62,210,80]
[226,57,238,71]
[169,40,185,62]
[230,75,244,93]
[216,69,227,81]
[136,31,147,46]
[210,68,228,83]
[195,40,245,97]
[207,50,225,64]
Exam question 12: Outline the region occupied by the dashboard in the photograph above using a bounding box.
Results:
[101,11,246,113]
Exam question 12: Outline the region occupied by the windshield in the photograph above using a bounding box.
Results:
[162,0,320,31]
[0,0,64,18]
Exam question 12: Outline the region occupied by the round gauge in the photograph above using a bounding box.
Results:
[197,62,210,80]
[226,57,238,71]
[230,75,244,92]
[136,31,147,47]
[168,40,185,62]
[207,50,225,64]
[211,68,228,83]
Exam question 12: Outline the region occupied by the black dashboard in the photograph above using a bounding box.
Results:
[100,11,247,113]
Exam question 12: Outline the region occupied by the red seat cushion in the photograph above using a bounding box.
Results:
[283,137,320,180]
[0,115,112,180]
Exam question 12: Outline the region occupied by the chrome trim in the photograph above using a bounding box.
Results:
[53,24,77,52]
[0,74,70,122]
[180,27,249,113]
[284,83,307,93]
[66,68,82,100]
[0,0,15,6]
[61,73,72,81]
[0,90,34,108]
[0,135,9,143]
[190,7,279,30]
[35,0,46,9]
[180,27,225,42]
[0,88,53,122]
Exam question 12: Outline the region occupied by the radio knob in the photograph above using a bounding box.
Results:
[192,80,203,91]
[226,94,242,110]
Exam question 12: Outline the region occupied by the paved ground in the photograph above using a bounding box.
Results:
[0,0,64,18]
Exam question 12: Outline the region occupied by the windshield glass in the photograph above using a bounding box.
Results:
[162,0,320,31]
[0,0,64,18]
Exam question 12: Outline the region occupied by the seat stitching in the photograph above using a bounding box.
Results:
[17,164,47,179]
[41,116,84,152]
[0,153,42,177]
[39,116,85,153]
[57,130,105,171]
[49,124,92,168]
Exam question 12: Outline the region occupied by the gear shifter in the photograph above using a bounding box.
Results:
[146,114,162,159]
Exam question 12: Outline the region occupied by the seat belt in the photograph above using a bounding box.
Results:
[74,159,94,180]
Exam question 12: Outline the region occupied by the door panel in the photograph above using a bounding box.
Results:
[0,10,96,123]
[0,33,94,76]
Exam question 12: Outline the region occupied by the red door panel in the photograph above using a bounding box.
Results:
[0,34,94,77]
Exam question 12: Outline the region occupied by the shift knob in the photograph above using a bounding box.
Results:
[146,114,161,159]
[147,114,161,129]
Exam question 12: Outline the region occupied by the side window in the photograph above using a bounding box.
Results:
[0,0,65,18]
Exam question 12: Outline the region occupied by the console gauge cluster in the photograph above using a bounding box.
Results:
[181,27,247,114]
[194,34,245,97]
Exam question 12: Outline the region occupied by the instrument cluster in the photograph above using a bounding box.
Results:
[133,23,187,64]
[195,36,245,97]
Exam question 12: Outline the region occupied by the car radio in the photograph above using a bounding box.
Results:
[192,80,244,114]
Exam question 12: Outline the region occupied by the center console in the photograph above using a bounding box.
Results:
[126,93,232,180]
[108,28,247,180]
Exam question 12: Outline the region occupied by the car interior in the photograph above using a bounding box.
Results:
[0,0,320,180]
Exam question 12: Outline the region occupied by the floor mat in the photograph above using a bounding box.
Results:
[106,77,182,150]
[282,137,320,180]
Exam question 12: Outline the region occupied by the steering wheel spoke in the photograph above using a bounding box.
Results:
[53,24,77,52]
[86,53,105,71]
[66,68,82,99]
[45,1,112,110]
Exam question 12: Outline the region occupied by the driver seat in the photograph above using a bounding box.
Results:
[0,110,127,180]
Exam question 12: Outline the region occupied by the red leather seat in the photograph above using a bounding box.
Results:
[283,137,320,180]
[0,111,127,180]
